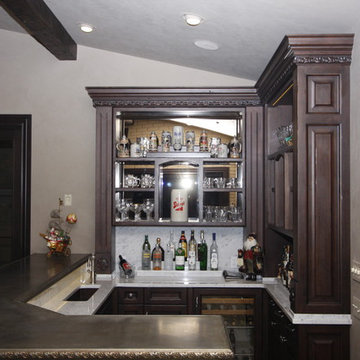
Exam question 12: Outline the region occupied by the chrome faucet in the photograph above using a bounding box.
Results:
[87,253,96,284]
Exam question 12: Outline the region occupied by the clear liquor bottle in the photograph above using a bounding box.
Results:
[169,230,176,261]
[188,230,197,271]
[142,235,151,270]
[198,230,208,270]
[210,233,219,270]
[164,242,173,270]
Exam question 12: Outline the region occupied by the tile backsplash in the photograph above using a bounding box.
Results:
[115,226,244,274]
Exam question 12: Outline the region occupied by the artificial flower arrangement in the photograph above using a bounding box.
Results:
[40,198,77,257]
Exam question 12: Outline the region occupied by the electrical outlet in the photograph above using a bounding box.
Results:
[64,194,72,206]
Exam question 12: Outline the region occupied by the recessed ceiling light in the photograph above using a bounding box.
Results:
[80,24,94,33]
[194,40,219,51]
[183,14,203,26]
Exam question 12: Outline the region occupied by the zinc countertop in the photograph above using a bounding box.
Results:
[0,255,233,360]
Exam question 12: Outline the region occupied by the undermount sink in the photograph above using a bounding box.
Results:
[65,287,99,301]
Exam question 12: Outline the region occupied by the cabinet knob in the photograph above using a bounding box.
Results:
[127,292,134,299]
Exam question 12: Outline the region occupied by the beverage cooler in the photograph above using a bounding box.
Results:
[196,294,256,360]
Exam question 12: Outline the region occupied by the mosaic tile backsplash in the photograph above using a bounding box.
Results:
[115,226,244,274]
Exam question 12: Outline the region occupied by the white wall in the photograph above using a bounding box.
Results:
[0,29,254,255]
[350,25,360,360]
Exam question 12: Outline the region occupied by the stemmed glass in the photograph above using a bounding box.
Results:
[142,198,154,221]
[116,198,131,222]
[129,203,143,221]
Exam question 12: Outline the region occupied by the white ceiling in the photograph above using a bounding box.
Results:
[0,0,359,81]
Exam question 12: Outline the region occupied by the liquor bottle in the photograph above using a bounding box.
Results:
[188,230,197,271]
[152,240,162,270]
[179,230,187,261]
[142,235,151,270]
[175,243,185,270]
[210,233,219,270]
[169,230,176,261]
[164,242,173,270]
[119,254,133,276]
[152,237,164,261]
[198,230,208,271]
[237,249,245,272]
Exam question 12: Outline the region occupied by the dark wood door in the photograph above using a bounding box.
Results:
[0,115,31,266]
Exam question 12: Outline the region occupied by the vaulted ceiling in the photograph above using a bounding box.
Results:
[0,0,359,80]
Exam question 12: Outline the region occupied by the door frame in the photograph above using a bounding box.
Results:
[0,115,31,262]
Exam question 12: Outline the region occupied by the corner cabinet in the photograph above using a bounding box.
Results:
[257,35,353,360]
[258,34,353,315]
[86,87,263,274]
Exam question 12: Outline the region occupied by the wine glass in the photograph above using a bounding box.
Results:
[130,203,143,221]
[117,198,131,221]
[142,198,154,221]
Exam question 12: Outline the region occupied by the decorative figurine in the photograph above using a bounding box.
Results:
[40,198,78,257]
[243,233,263,281]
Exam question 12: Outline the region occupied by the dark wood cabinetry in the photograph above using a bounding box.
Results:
[87,34,353,360]
[258,34,353,314]
[115,287,188,315]
[265,295,349,360]
[267,297,297,360]
[87,87,260,274]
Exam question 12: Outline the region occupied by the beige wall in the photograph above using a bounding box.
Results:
[0,29,254,254]
[350,25,360,360]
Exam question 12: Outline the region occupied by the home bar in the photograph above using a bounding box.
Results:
[0,34,354,360]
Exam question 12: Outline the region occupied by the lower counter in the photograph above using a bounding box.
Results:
[0,255,232,360]
[36,267,351,326]
[0,255,352,360]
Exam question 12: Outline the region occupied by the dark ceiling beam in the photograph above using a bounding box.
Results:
[0,0,77,60]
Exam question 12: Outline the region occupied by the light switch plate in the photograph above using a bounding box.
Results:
[64,194,72,206]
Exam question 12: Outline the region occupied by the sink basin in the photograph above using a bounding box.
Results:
[65,287,98,301]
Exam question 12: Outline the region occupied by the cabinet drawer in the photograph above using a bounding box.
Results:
[145,288,187,305]
[144,305,188,315]
[117,287,144,304]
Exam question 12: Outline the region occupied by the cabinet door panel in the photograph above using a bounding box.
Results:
[306,125,342,308]
[298,325,349,360]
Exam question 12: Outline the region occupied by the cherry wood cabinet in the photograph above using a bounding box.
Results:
[258,34,353,316]
[88,34,354,360]
[115,287,188,315]
[87,87,260,274]
[264,294,349,360]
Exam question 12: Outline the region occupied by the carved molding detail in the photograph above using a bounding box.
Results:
[258,62,295,102]
[294,55,352,64]
[0,350,234,359]
[92,99,261,108]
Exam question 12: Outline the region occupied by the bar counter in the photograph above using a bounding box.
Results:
[0,255,233,360]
